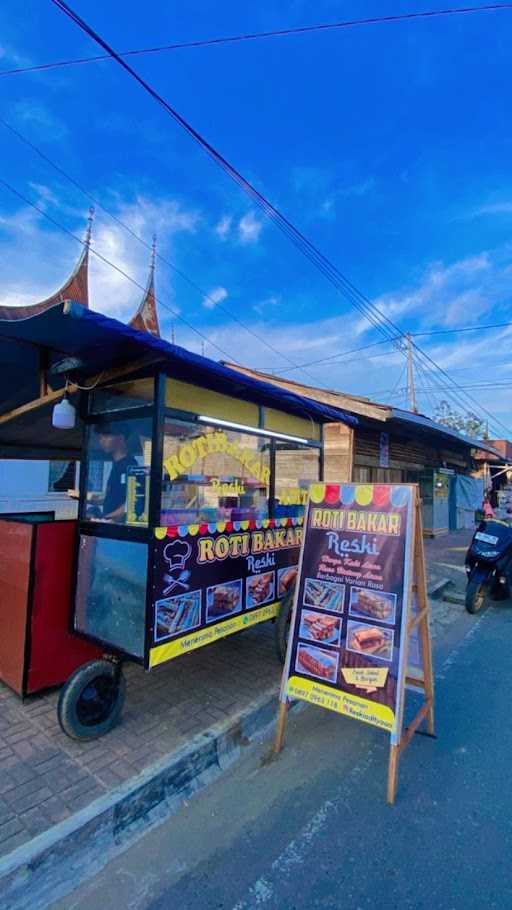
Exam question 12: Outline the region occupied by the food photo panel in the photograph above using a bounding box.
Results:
[155,590,202,641]
[246,570,275,608]
[303,578,345,613]
[295,643,339,683]
[348,587,397,625]
[346,620,394,662]
[206,579,243,623]
[299,609,342,646]
[277,566,298,597]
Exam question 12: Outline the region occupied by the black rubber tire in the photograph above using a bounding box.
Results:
[57,659,126,741]
[275,589,294,664]
[465,579,488,615]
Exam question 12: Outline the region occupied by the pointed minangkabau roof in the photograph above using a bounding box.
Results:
[0,208,93,322]
[129,235,161,337]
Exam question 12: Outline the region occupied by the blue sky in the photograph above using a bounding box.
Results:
[1,1,512,434]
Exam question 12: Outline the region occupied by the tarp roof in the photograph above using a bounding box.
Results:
[222,362,501,459]
[0,301,356,457]
[390,408,501,458]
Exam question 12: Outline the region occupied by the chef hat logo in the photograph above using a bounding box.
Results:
[163,540,191,572]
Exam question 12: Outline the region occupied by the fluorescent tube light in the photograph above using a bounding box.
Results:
[197,415,309,445]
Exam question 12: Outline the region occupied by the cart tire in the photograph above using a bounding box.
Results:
[465,580,488,615]
[275,589,294,664]
[57,660,126,741]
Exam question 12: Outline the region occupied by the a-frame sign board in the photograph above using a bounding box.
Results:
[274,483,434,804]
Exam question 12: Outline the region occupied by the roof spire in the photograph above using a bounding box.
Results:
[150,233,157,273]
[85,206,94,249]
[128,234,161,337]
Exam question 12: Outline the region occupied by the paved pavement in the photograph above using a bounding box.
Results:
[0,531,473,862]
[52,588,512,910]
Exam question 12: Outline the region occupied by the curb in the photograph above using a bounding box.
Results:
[428,578,454,600]
[0,689,295,910]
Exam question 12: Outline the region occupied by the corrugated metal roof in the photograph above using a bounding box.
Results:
[390,408,502,457]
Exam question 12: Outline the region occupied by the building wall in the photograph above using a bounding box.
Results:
[0,460,78,518]
[323,423,354,482]
[352,425,471,476]
[487,440,512,462]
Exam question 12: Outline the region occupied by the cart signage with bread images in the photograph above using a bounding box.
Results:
[275,483,435,803]
[149,519,301,666]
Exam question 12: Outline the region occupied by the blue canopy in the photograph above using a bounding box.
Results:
[0,300,357,430]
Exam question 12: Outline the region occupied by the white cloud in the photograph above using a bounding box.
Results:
[28,183,60,209]
[238,211,263,245]
[11,101,68,141]
[357,251,501,334]
[339,177,375,198]
[202,286,228,310]
[214,215,232,240]
[252,294,281,316]
[0,44,31,68]
[473,201,512,217]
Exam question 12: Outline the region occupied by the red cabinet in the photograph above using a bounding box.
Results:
[0,518,101,696]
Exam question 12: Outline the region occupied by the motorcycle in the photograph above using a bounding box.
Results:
[465,519,512,613]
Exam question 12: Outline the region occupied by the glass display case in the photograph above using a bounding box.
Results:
[74,371,323,668]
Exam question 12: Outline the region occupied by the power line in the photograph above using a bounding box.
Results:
[4,4,512,77]
[1,118,330,387]
[411,343,512,435]
[267,321,512,374]
[0,178,240,365]
[414,356,438,414]
[49,0,512,437]
[49,0,408,351]
[413,320,512,337]
[264,338,399,374]
[388,363,408,408]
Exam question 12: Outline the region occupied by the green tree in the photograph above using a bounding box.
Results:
[434,400,487,438]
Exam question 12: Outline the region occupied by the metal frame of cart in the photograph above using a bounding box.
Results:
[0,302,357,739]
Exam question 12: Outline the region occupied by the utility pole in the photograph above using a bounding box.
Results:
[406,334,417,413]
[171,323,176,345]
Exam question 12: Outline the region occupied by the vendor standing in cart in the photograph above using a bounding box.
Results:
[95,423,137,522]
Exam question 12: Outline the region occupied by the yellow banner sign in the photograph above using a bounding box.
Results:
[287,675,395,731]
[149,601,279,667]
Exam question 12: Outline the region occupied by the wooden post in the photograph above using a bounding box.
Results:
[413,501,435,736]
[274,702,288,755]
[387,744,400,804]
[387,493,435,803]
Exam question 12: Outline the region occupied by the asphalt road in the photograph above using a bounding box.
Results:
[54,603,512,910]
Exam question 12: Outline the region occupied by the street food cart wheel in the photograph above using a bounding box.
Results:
[57,659,126,740]
[275,589,294,664]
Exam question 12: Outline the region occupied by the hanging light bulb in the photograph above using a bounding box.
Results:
[52,393,76,429]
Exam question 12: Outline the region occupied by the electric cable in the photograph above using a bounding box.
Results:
[43,1,512,435]
[3,4,511,77]
[413,320,512,337]
[263,338,399,374]
[414,356,438,414]
[0,178,240,365]
[48,0,408,350]
[387,363,408,407]
[0,118,327,387]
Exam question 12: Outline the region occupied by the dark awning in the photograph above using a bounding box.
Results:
[0,301,357,457]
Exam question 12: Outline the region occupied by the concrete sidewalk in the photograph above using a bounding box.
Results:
[0,530,473,897]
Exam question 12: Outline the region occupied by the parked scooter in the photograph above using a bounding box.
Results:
[465,519,512,613]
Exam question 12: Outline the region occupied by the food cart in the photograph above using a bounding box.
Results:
[0,301,356,739]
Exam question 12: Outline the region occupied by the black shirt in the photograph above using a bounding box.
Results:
[103,455,138,519]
